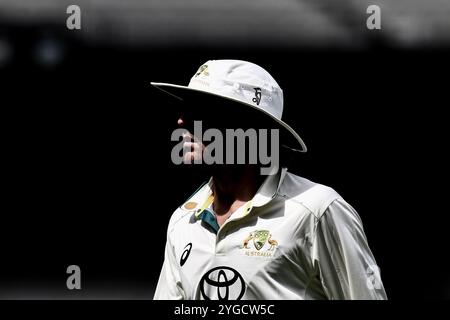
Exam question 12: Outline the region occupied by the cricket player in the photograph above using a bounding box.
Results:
[151,60,387,300]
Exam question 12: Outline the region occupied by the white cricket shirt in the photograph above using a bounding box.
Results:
[154,168,387,300]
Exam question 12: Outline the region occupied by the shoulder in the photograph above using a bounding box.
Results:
[279,172,342,219]
[166,207,192,236]
[166,180,211,235]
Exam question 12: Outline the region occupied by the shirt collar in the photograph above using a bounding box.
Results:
[180,168,288,220]
[252,167,287,208]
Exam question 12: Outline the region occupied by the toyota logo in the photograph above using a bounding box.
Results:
[199,266,245,300]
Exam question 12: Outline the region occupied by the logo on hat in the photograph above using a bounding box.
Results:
[195,64,209,77]
[252,87,262,105]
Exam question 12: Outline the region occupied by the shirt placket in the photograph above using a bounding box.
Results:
[214,200,254,254]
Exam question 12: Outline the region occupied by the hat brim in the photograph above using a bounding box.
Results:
[151,82,307,153]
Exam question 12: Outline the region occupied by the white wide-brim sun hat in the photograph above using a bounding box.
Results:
[151,59,307,152]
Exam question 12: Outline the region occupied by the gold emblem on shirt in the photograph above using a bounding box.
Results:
[241,230,278,257]
[184,202,198,210]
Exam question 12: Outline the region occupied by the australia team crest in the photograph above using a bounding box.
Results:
[241,229,278,257]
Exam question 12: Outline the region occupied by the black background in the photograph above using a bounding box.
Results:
[1,24,449,299]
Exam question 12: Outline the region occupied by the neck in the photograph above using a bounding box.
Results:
[211,165,264,216]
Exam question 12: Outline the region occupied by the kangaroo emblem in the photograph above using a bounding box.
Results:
[267,234,278,251]
[242,230,278,251]
[242,232,254,249]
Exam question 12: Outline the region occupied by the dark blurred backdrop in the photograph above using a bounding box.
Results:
[0,0,449,299]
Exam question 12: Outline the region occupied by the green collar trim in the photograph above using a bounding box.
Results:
[198,209,220,234]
